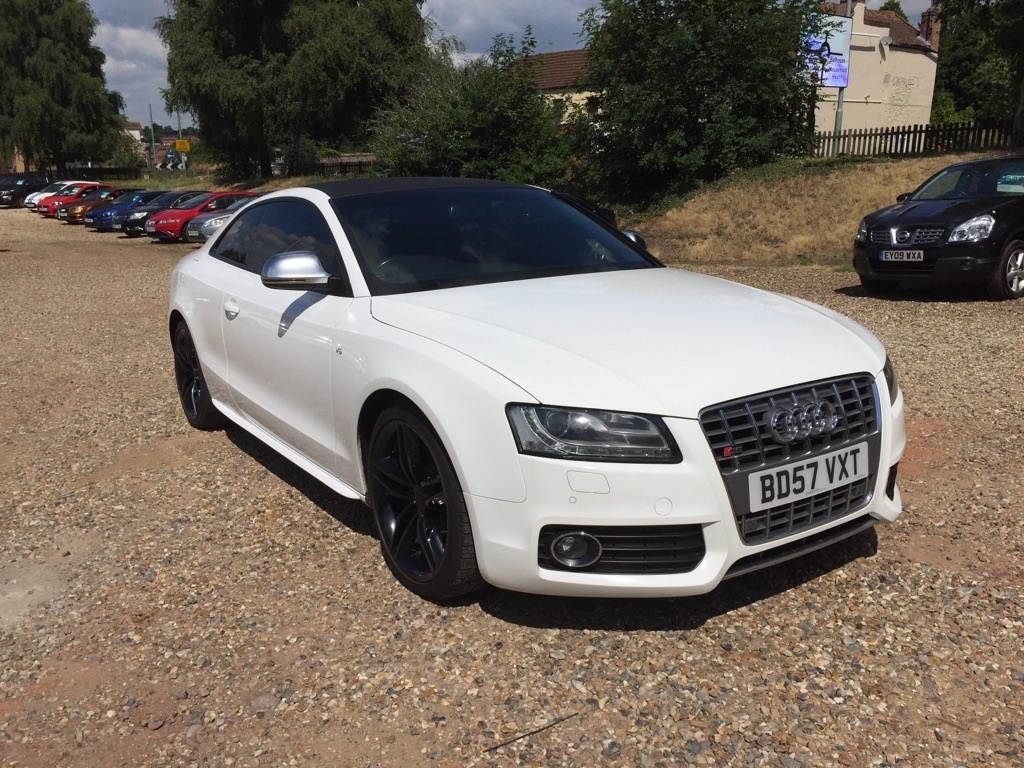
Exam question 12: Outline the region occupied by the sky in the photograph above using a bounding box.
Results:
[87,0,933,128]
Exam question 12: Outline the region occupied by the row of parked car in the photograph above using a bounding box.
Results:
[8,176,254,243]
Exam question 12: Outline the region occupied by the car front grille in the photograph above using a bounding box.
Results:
[699,375,881,546]
[537,524,705,574]
[868,226,945,246]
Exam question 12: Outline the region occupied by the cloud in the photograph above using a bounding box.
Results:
[90,0,594,123]
[422,0,591,57]
[93,22,172,123]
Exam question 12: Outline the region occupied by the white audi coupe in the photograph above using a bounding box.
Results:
[169,178,905,600]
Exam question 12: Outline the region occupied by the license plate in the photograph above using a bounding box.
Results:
[112,223,121,230]
[748,443,869,512]
[57,211,67,218]
[186,229,198,237]
[881,250,923,262]
[84,217,93,224]
[145,224,155,232]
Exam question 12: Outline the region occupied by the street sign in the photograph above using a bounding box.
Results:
[175,139,191,152]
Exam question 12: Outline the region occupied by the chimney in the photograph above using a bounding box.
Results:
[919,1,941,53]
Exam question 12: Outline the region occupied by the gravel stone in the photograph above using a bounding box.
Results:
[0,210,1022,767]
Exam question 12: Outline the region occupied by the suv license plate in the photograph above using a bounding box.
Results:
[748,443,869,513]
[881,250,924,262]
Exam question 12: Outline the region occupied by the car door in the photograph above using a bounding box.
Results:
[212,198,354,475]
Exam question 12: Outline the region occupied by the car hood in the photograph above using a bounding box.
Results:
[865,196,1016,227]
[370,269,886,417]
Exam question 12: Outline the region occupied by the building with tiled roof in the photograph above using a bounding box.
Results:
[530,49,595,113]
[531,0,940,134]
[816,0,939,132]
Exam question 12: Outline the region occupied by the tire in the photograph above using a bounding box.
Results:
[859,275,899,295]
[171,320,227,430]
[987,238,1024,301]
[367,407,483,601]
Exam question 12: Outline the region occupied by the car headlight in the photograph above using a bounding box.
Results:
[882,356,899,405]
[205,216,229,229]
[855,218,868,243]
[127,212,148,221]
[507,405,681,462]
[948,214,995,243]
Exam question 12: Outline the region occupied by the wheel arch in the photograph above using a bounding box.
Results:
[357,389,420,473]
[353,375,528,505]
[168,309,186,340]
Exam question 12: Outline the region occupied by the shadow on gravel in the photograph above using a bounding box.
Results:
[225,426,375,538]
[478,528,879,631]
[835,283,990,302]
[222,426,882,631]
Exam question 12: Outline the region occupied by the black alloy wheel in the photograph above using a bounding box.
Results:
[368,407,483,601]
[172,321,226,430]
[988,237,1024,300]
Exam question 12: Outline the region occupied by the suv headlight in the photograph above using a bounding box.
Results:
[948,214,994,243]
[507,405,681,462]
[855,218,868,243]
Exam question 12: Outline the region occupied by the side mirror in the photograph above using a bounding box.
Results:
[622,230,647,250]
[896,193,911,203]
[261,250,331,290]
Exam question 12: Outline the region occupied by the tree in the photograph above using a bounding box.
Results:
[933,1,1016,125]
[936,0,1024,148]
[369,31,571,186]
[157,0,429,178]
[577,0,823,200]
[0,0,125,172]
[879,0,908,22]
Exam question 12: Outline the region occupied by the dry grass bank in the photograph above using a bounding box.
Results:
[641,152,992,268]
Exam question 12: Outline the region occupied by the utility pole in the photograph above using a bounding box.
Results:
[148,104,157,170]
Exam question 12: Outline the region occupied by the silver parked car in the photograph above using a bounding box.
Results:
[184,194,259,243]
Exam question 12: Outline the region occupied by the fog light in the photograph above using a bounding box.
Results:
[550,531,602,568]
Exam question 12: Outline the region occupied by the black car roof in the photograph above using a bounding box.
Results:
[940,154,1024,173]
[310,177,524,200]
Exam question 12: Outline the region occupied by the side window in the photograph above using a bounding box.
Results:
[210,199,349,290]
[249,200,346,278]
[211,205,264,266]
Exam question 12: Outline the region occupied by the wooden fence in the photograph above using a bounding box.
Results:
[291,153,375,177]
[813,121,1013,159]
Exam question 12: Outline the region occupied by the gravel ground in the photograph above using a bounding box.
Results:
[0,207,1022,768]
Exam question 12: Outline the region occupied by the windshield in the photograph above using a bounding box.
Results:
[146,191,187,208]
[334,186,658,295]
[174,192,211,209]
[913,161,1024,201]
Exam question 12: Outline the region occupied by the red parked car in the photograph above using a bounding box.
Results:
[144,191,253,242]
[36,183,114,217]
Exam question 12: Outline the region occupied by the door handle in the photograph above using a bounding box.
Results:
[224,300,240,320]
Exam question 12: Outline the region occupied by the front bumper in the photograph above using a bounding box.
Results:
[853,241,1002,287]
[467,383,905,597]
[146,222,182,240]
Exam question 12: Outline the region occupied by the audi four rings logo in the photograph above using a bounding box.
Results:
[766,401,838,444]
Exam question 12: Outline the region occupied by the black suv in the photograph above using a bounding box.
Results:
[853,156,1024,300]
[0,173,56,207]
